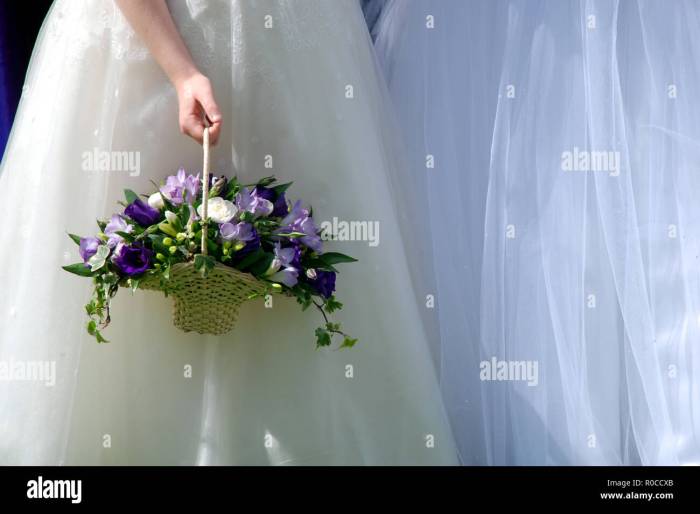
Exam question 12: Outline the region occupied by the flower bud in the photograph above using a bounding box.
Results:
[156,253,166,262]
[306,268,318,280]
[176,232,187,242]
[169,246,178,255]
[264,258,282,277]
[148,192,165,210]
[158,221,178,238]
[163,237,174,246]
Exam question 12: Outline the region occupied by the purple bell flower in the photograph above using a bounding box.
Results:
[160,168,200,205]
[269,267,299,287]
[306,270,336,299]
[256,186,289,217]
[231,228,261,264]
[278,200,322,252]
[124,197,161,227]
[79,237,101,264]
[235,187,274,218]
[104,214,133,248]
[111,242,153,276]
[219,222,255,243]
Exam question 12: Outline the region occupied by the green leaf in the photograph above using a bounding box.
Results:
[177,203,191,228]
[236,248,266,271]
[194,254,216,277]
[62,263,95,277]
[249,253,274,276]
[67,233,82,245]
[339,337,358,349]
[102,272,118,285]
[273,181,293,195]
[86,320,109,343]
[304,257,338,273]
[115,231,135,242]
[276,231,308,239]
[87,245,111,272]
[315,327,332,348]
[239,211,255,223]
[124,189,139,204]
[256,176,276,187]
[319,252,358,265]
[324,296,343,313]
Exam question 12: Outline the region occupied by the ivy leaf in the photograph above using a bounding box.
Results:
[315,327,332,348]
[62,263,95,277]
[87,320,109,343]
[87,245,111,272]
[339,337,358,349]
[194,254,216,277]
[102,272,119,286]
[324,296,343,314]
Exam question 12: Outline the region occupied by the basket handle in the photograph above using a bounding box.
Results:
[201,126,211,255]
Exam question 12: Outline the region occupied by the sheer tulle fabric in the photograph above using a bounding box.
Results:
[0,0,458,465]
[373,0,700,465]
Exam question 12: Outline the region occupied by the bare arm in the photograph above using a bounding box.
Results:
[115,0,222,144]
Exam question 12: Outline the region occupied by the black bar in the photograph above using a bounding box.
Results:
[0,466,696,507]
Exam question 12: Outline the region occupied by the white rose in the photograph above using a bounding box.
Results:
[197,197,238,224]
[148,192,165,210]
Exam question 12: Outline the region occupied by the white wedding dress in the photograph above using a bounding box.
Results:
[0,0,458,465]
[372,0,700,465]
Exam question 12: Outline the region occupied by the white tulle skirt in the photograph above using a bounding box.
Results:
[373,0,700,465]
[0,0,458,465]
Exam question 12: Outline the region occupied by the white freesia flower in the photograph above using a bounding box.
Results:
[164,210,179,224]
[197,197,238,224]
[148,192,165,210]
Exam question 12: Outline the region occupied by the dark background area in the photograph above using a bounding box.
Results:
[0,0,53,158]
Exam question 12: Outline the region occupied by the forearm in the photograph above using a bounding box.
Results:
[115,0,198,86]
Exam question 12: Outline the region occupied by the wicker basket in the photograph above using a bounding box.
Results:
[136,262,268,335]
[134,126,268,335]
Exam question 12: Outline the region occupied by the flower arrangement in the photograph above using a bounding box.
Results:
[63,169,357,348]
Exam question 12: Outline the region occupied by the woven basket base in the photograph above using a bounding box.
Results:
[135,262,268,335]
